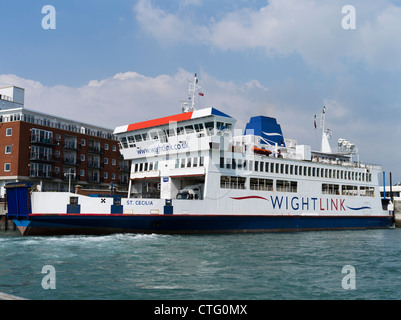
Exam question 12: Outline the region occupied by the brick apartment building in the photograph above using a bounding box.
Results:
[0,86,130,197]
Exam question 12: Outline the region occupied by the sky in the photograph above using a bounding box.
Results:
[1,0,401,183]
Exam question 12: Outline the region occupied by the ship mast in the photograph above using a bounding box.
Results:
[181,73,202,113]
[315,106,332,153]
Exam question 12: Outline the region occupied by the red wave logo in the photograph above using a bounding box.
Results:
[230,196,269,201]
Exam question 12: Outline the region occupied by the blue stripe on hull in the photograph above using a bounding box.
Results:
[14,214,394,236]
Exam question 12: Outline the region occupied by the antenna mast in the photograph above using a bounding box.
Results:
[314,106,332,153]
[181,73,202,113]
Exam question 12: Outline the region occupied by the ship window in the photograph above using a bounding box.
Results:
[142,133,148,141]
[255,161,259,172]
[159,130,168,143]
[265,162,269,173]
[134,163,139,172]
[277,180,297,193]
[216,122,224,130]
[221,176,230,188]
[139,163,143,171]
[285,164,289,174]
[168,128,176,136]
[127,136,135,147]
[232,159,236,170]
[144,163,148,171]
[342,185,358,196]
[294,165,298,175]
[185,125,194,134]
[360,186,374,197]
[221,176,246,189]
[220,157,224,169]
[181,159,185,168]
[250,178,273,191]
[237,159,243,169]
[225,158,231,169]
[135,134,142,142]
[150,131,159,140]
[194,123,204,132]
[120,137,128,149]
[177,127,184,135]
[271,163,275,173]
[205,122,214,135]
[149,162,154,171]
[276,163,280,174]
[175,159,180,168]
[199,156,204,167]
[322,184,339,195]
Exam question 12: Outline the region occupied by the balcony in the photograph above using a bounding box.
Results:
[118,165,130,172]
[87,176,104,183]
[29,169,58,179]
[63,141,80,150]
[62,173,78,182]
[88,146,104,154]
[62,157,81,166]
[31,134,58,146]
[118,178,129,185]
[30,152,57,163]
[87,161,103,169]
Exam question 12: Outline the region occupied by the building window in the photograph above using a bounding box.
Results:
[81,139,86,146]
[6,128,12,136]
[104,158,108,165]
[104,143,109,150]
[104,172,108,179]
[112,145,117,151]
[4,163,10,171]
[112,159,116,165]
[111,173,115,180]
[81,154,85,161]
[5,145,11,154]
[80,170,85,177]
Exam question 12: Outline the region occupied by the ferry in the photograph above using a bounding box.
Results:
[6,74,394,236]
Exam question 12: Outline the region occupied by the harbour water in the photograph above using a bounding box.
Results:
[1,228,401,300]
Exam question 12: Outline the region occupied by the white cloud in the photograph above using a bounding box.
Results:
[134,0,209,45]
[0,70,273,132]
[134,0,401,71]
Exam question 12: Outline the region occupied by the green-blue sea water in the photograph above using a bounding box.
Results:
[1,228,401,300]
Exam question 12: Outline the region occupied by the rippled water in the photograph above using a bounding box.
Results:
[1,228,401,300]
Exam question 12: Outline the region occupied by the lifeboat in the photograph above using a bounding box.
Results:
[253,147,272,156]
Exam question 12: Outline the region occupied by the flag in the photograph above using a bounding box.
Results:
[199,92,204,96]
